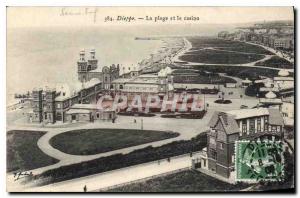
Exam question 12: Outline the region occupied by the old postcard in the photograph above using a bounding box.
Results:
[6,7,295,192]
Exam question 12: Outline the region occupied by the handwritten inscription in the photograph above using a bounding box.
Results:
[13,171,33,181]
[60,8,98,23]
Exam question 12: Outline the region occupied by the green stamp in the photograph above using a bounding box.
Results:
[235,139,284,182]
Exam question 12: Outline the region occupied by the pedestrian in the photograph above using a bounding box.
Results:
[134,119,136,123]
[83,185,87,192]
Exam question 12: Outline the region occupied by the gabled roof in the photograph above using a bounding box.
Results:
[209,111,240,135]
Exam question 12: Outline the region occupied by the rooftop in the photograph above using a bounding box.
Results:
[208,111,240,135]
[227,108,269,120]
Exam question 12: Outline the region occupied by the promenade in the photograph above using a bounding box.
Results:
[20,152,199,192]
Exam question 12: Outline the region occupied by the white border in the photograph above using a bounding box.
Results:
[1,0,297,197]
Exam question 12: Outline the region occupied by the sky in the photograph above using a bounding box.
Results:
[7,7,294,28]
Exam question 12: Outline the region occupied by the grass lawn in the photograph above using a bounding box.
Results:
[190,65,290,80]
[108,170,249,192]
[173,72,236,84]
[50,129,180,155]
[255,56,294,68]
[187,37,273,55]
[180,49,265,64]
[7,130,59,172]
[33,133,207,185]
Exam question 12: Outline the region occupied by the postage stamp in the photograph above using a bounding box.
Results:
[235,139,284,182]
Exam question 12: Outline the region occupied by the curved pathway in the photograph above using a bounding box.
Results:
[8,113,214,175]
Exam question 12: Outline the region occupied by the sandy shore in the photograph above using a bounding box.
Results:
[171,37,192,63]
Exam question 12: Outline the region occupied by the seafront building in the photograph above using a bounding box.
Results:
[111,66,174,98]
[28,78,104,124]
[218,21,294,52]
[28,50,175,124]
[77,49,120,89]
[28,50,119,124]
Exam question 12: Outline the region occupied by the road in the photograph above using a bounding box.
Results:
[242,41,294,64]
[19,152,200,192]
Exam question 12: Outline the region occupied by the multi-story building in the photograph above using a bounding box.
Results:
[30,88,43,123]
[28,78,105,124]
[206,107,284,178]
[111,66,174,99]
[207,112,239,178]
[77,49,120,89]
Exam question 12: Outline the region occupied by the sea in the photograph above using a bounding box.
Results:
[6,26,165,105]
[7,24,235,105]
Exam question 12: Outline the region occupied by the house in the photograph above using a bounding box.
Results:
[205,107,284,178]
[207,112,239,178]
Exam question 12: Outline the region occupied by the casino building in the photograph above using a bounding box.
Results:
[28,49,120,124]
[27,50,175,124]
[77,49,120,89]
[111,66,174,99]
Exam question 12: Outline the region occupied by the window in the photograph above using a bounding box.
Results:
[277,126,281,132]
[219,142,224,150]
[242,119,247,134]
[56,103,61,108]
[210,149,217,160]
[272,126,276,132]
[257,118,261,132]
[264,116,268,124]
[249,118,255,133]
[242,124,247,134]
[56,112,62,121]
[264,116,268,131]
[96,113,100,118]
